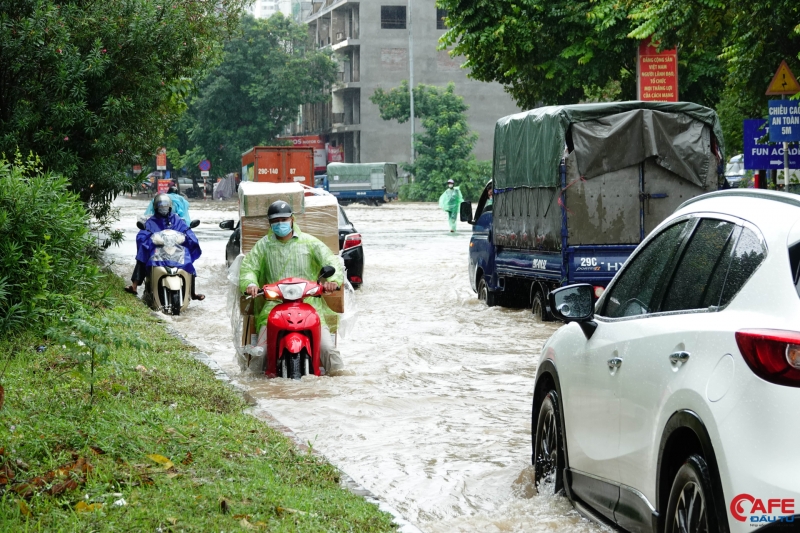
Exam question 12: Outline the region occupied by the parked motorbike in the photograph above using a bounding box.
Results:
[252,266,337,379]
[136,220,200,316]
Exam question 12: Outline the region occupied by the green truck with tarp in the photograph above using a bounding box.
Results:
[315,162,399,205]
[460,101,726,319]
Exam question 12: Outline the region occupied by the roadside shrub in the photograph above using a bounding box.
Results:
[0,154,102,334]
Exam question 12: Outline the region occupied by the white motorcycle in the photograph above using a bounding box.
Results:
[136,221,200,316]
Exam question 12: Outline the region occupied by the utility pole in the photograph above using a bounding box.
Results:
[408,0,415,171]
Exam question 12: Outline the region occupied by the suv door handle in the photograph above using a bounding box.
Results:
[669,351,690,364]
[607,357,623,369]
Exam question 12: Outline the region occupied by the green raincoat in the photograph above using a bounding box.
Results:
[238,223,344,330]
[438,186,464,231]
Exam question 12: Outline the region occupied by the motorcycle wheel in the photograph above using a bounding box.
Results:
[290,354,301,380]
[169,290,182,316]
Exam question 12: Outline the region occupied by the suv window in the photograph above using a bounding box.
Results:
[718,227,766,305]
[791,242,800,298]
[602,221,688,318]
[661,219,736,312]
[661,221,766,312]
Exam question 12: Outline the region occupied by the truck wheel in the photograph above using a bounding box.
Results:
[477,279,498,307]
[531,289,553,322]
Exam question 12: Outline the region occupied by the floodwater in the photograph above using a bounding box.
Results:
[104,196,606,533]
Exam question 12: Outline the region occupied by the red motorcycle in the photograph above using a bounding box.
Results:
[256,266,337,379]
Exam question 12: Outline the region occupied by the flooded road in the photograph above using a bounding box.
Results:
[105,196,606,533]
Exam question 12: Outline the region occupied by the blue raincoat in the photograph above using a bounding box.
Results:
[135,214,202,276]
[143,193,192,224]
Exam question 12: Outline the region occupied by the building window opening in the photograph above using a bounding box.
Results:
[436,8,448,30]
[381,6,406,29]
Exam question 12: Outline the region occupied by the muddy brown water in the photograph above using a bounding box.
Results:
[104,196,606,532]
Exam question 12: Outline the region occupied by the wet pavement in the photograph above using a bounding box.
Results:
[105,196,606,533]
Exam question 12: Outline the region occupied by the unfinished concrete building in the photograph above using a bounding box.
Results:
[292,0,520,166]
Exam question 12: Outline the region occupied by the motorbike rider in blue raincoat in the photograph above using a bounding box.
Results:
[125,194,204,300]
[143,186,191,224]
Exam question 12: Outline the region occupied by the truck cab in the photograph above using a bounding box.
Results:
[467,182,497,298]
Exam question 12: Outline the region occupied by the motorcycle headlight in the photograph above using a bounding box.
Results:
[278,283,306,301]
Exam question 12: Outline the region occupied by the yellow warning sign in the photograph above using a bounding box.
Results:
[766,60,800,95]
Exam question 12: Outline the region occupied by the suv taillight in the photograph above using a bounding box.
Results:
[735,329,800,387]
[343,233,362,250]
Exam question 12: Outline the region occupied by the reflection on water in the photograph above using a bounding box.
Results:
[105,197,605,532]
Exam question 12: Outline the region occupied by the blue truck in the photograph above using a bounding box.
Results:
[315,162,399,205]
[461,102,725,320]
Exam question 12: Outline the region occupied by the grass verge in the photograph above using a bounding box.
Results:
[0,272,396,532]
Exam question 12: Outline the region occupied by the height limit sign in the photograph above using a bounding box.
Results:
[769,100,800,142]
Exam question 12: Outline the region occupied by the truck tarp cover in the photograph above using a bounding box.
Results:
[493,101,723,189]
[326,162,398,192]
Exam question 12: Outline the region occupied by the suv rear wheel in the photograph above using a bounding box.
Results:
[666,454,725,533]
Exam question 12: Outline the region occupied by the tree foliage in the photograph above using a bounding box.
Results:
[175,14,338,174]
[0,154,106,334]
[621,0,800,152]
[438,1,638,108]
[370,81,490,201]
[0,0,247,212]
[438,0,800,154]
[437,0,724,109]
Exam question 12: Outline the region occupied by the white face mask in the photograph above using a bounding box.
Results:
[448,184,454,188]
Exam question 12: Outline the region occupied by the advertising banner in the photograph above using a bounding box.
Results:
[638,38,678,102]
[157,179,171,194]
[156,147,167,171]
[288,135,327,171]
[327,144,344,163]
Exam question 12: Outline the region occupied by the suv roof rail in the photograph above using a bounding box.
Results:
[678,189,800,211]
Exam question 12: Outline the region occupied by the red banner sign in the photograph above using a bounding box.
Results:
[156,147,167,171]
[638,39,678,102]
[327,144,344,164]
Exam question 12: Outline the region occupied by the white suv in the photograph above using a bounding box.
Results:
[532,190,800,533]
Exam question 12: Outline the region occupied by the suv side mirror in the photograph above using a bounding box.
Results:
[459,201,473,223]
[319,265,336,280]
[549,284,597,339]
[190,219,200,229]
[219,219,235,230]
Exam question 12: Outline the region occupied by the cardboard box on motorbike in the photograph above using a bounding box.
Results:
[237,183,344,356]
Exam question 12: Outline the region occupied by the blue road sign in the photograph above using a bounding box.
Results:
[198,159,212,172]
[768,100,800,142]
[744,119,800,170]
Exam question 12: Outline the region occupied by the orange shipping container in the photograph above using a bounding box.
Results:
[241,146,314,185]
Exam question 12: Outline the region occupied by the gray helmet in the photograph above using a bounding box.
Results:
[267,200,293,220]
[153,194,172,218]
